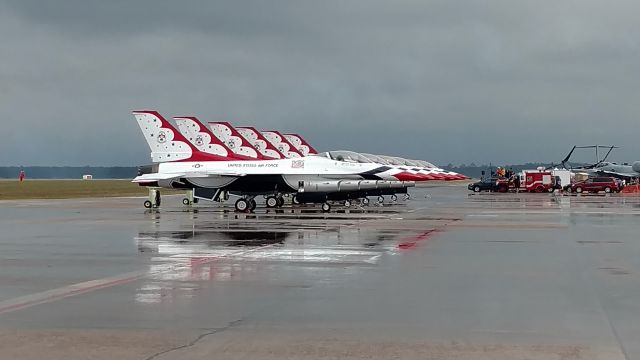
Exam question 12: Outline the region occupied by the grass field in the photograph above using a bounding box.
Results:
[0,180,153,200]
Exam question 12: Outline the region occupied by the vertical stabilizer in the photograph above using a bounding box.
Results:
[236,127,286,159]
[208,122,267,159]
[132,110,228,163]
[283,134,318,155]
[174,117,234,158]
[261,131,303,158]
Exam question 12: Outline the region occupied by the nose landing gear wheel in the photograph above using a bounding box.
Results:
[182,198,191,206]
[235,198,249,212]
[321,202,331,213]
[266,196,278,208]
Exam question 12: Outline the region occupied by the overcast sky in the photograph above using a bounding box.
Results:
[1,0,639,166]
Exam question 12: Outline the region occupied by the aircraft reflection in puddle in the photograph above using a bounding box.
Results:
[133,229,394,305]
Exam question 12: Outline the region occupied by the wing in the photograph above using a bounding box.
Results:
[132,171,245,183]
[595,169,637,178]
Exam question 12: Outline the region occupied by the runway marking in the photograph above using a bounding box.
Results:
[0,244,278,316]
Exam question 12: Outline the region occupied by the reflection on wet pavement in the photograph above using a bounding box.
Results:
[1,186,640,359]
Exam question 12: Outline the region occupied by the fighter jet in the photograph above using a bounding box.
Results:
[133,110,414,212]
[559,145,640,180]
[173,115,414,205]
[282,134,467,181]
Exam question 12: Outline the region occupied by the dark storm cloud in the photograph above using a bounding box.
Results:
[1,0,639,166]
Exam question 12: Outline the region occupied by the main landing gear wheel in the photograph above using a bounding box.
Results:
[235,198,249,212]
[377,196,384,203]
[292,195,300,205]
[575,187,583,194]
[344,200,351,207]
[276,196,285,207]
[266,196,278,208]
[474,186,481,192]
[362,197,370,205]
[391,194,398,202]
[143,200,152,209]
[250,199,257,211]
[321,202,331,213]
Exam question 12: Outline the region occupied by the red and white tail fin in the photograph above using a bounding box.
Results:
[236,127,286,159]
[173,116,236,158]
[283,134,318,155]
[208,122,269,159]
[132,110,229,162]
[261,131,303,158]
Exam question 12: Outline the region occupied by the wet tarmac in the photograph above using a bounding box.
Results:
[1,185,640,359]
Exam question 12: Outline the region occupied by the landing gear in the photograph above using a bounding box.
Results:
[182,198,191,206]
[391,194,398,202]
[266,195,285,208]
[144,188,161,209]
[321,202,331,213]
[377,196,384,204]
[362,197,370,205]
[235,198,250,212]
[292,195,300,205]
[404,194,411,200]
[344,200,351,208]
[266,196,279,208]
[250,199,257,211]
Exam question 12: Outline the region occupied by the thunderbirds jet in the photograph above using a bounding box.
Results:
[283,135,467,181]
[174,116,414,205]
[133,111,413,212]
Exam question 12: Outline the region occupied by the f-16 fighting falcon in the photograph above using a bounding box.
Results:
[133,110,414,212]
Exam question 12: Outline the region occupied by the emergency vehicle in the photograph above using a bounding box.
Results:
[514,169,556,192]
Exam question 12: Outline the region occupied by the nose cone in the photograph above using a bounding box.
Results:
[393,172,427,181]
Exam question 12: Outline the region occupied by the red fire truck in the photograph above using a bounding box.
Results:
[515,170,556,192]
[491,169,556,193]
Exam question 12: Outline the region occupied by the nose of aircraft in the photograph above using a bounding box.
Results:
[393,172,428,181]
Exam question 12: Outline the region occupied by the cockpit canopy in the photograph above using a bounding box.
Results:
[313,151,439,169]
[314,150,374,163]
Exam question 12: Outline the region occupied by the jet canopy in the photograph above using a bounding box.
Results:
[314,151,375,164]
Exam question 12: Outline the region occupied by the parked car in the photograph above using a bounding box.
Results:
[570,177,620,193]
[468,178,499,192]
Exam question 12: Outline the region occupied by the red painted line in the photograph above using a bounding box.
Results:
[398,229,441,250]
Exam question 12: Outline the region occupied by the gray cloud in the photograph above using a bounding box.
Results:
[1,0,639,166]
